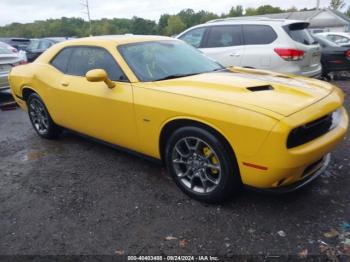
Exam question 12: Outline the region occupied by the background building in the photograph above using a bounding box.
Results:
[249,8,350,33]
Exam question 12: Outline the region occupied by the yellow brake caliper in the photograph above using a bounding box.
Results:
[203,147,219,175]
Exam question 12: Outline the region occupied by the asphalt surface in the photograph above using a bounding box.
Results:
[0,80,349,259]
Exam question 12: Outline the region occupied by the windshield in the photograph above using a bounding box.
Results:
[118,40,223,82]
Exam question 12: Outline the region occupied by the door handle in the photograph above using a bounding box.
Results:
[61,81,69,87]
[230,53,240,57]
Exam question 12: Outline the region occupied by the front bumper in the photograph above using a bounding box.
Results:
[238,89,348,189]
[245,154,331,194]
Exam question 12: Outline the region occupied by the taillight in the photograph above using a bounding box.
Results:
[19,60,27,65]
[274,48,305,61]
[11,48,18,53]
[346,50,350,58]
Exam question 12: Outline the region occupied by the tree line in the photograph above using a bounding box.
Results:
[0,3,349,38]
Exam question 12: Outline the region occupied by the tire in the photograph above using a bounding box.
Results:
[27,93,62,139]
[165,126,241,203]
[321,63,330,80]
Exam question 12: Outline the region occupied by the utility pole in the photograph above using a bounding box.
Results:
[82,0,92,36]
[316,0,320,10]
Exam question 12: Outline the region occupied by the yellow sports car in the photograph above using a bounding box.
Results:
[9,35,348,202]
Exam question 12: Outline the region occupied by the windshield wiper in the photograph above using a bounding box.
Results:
[154,73,199,81]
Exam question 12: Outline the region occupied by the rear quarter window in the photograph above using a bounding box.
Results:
[50,48,73,73]
[65,47,128,82]
[284,23,315,45]
[242,25,277,45]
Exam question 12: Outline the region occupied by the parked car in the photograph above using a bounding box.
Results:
[0,41,18,53]
[0,44,23,91]
[9,35,348,202]
[312,34,350,77]
[316,32,350,47]
[177,18,322,77]
[0,37,31,51]
[26,37,72,62]
[0,41,27,64]
[309,28,328,34]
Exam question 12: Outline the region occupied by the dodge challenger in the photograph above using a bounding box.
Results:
[9,35,349,202]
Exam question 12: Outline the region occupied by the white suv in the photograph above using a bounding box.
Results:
[177,18,322,77]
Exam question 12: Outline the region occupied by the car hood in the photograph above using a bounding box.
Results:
[153,68,334,117]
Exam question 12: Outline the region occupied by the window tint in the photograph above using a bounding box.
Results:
[243,25,277,45]
[179,28,206,48]
[284,23,315,45]
[206,26,242,48]
[66,47,127,82]
[51,48,73,73]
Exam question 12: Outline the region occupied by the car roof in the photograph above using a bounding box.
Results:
[176,18,309,35]
[204,17,307,26]
[0,37,30,42]
[63,35,174,46]
[43,37,74,42]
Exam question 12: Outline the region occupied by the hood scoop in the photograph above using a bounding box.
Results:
[247,85,274,92]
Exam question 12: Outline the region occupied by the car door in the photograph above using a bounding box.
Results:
[240,24,278,70]
[200,25,244,67]
[50,46,138,150]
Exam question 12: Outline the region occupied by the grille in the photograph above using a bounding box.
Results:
[287,110,340,149]
[301,158,323,178]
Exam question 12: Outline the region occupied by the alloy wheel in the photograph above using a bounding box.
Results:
[171,136,222,194]
[28,98,49,135]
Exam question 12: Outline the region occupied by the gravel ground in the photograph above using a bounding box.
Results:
[0,81,349,259]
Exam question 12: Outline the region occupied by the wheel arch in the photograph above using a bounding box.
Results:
[159,118,238,168]
[22,86,38,101]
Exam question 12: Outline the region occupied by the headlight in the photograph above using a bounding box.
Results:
[330,108,342,130]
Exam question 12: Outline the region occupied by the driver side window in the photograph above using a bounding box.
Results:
[51,46,128,82]
[66,47,128,82]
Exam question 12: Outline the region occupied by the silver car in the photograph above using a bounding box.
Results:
[177,18,322,77]
[0,42,22,91]
[316,32,350,47]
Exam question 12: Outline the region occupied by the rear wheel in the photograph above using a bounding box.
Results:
[321,63,330,80]
[165,126,241,203]
[27,93,62,139]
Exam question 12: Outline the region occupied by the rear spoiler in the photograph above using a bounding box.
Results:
[286,22,310,31]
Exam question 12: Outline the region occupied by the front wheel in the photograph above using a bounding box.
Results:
[27,93,62,139]
[165,126,241,203]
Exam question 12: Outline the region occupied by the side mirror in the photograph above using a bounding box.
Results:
[85,69,115,89]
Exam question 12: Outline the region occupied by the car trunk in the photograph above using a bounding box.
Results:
[284,22,321,74]
[323,46,350,70]
[0,54,20,87]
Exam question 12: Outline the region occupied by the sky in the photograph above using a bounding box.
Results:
[0,0,347,26]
